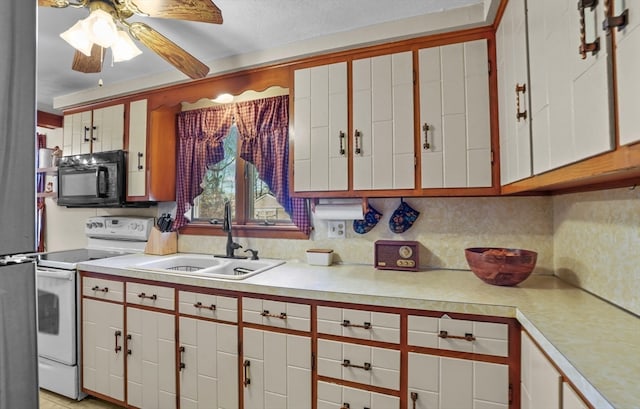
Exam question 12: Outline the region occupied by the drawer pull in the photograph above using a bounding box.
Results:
[261,310,287,319]
[341,404,350,409]
[339,131,346,155]
[243,359,251,387]
[179,346,186,370]
[341,319,371,330]
[342,359,371,371]
[114,330,122,353]
[194,301,216,311]
[92,285,108,293]
[138,292,157,301]
[438,330,476,342]
[127,334,132,355]
[422,123,431,150]
[411,392,419,409]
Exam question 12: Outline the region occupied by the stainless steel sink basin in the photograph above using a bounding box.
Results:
[132,254,284,280]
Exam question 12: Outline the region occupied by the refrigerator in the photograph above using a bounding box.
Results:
[0,0,39,408]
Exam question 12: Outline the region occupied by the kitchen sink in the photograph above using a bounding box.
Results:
[132,254,284,280]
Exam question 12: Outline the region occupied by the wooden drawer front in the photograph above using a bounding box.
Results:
[179,291,238,323]
[317,381,399,409]
[82,277,123,302]
[243,297,310,331]
[126,282,174,311]
[408,315,509,357]
[317,306,400,344]
[317,339,400,390]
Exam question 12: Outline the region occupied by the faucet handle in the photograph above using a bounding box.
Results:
[244,248,259,260]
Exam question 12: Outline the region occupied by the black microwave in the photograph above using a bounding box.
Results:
[57,150,132,207]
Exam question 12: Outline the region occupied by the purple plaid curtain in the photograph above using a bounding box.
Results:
[36,133,46,252]
[174,105,234,230]
[234,95,310,235]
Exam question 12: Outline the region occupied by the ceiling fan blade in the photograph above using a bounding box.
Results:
[38,0,69,7]
[71,45,104,73]
[127,0,222,24]
[129,22,209,79]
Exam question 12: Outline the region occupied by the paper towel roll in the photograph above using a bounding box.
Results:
[313,203,364,220]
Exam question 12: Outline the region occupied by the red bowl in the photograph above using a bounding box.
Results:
[464,247,537,286]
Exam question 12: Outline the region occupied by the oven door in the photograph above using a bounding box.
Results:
[36,266,77,365]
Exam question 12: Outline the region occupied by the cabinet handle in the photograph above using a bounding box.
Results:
[340,404,350,409]
[243,359,251,387]
[179,346,186,370]
[91,125,97,141]
[342,359,371,371]
[91,285,108,293]
[410,392,419,409]
[578,0,600,59]
[339,131,346,155]
[602,0,628,32]
[127,334,132,355]
[194,301,216,311]
[341,319,371,329]
[438,330,476,342]
[261,310,287,319]
[422,123,431,150]
[138,292,157,301]
[114,330,122,353]
[83,126,91,142]
[137,152,144,170]
[515,83,527,122]
[354,129,362,155]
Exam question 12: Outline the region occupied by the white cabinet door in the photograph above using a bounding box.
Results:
[613,1,640,146]
[407,352,508,409]
[179,317,238,409]
[528,0,614,174]
[562,382,589,409]
[352,51,414,190]
[127,99,148,197]
[82,298,125,403]
[521,331,561,409]
[243,328,311,409]
[293,63,348,192]
[317,381,399,409]
[92,104,124,152]
[63,111,91,155]
[496,0,532,185]
[126,307,176,409]
[419,40,492,188]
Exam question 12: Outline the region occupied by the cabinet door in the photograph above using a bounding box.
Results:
[562,382,589,409]
[179,317,238,409]
[528,0,614,173]
[293,63,348,192]
[317,381,399,409]
[419,40,492,188]
[126,307,176,409]
[352,51,414,190]
[82,298,125,403]
[92,104,124,153]
[407,352,508,409]
[521,331,561,409]
[496,0,533,185]
[63,111,91,155]
[128,99,148,197]
[243,328,312,409]
[614,1,640,145]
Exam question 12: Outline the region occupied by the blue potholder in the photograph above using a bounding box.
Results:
[389,199,420,233]
[353,204,382,234]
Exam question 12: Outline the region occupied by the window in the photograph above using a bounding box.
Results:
[188,125,292,226]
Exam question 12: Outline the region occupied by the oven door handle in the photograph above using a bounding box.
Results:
[36,268,75,281]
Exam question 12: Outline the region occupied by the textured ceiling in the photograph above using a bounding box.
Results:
[37,0,486,115]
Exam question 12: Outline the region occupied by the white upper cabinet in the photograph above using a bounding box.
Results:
[293,62,348,192]
[612,0,640,146]
[127,99,148,197]
[527,0,614,174]
[496,0,533,185]
[352,51,415,191]
[63,104,124,155]
[419,39,492,188]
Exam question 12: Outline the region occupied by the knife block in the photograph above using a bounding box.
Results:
[144,227,178,255]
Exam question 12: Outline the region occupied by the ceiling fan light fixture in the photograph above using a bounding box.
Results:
[84,9,118,48]
[60,19,94,56]
[111,30,142,62]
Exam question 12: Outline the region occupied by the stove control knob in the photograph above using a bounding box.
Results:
[86,223,92,229]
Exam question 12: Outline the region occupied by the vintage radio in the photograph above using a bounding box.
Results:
[374,240,420,271]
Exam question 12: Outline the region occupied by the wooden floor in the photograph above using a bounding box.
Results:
[40,389,124,409]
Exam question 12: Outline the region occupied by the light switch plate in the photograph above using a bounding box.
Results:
[327,220,346,239]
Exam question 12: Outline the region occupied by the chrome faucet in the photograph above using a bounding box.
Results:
[222,200,244,258]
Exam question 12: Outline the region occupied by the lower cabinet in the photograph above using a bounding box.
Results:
[242,328,312,409]
[408,352,508,409]
[317,381,399,409]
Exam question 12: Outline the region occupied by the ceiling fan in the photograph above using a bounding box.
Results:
[38,0,222,79]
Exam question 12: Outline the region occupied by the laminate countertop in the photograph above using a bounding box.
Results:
[79,253,640,409]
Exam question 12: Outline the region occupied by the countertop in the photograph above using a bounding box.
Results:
[79,253,640,409]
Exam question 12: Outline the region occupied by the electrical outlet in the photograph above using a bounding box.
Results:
[327,220,346,238]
